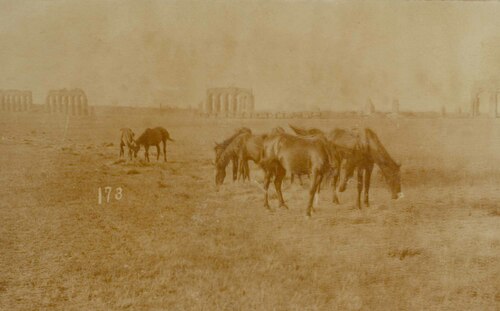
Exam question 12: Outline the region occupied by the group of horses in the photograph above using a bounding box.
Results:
[119,126,174,162]
[214,125,403,216]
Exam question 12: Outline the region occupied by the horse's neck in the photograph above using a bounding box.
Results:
[368,143,398,178]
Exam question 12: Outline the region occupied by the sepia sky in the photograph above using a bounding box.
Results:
[1,0,500,111]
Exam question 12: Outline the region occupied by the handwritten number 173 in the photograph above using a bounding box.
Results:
[98,187,123,204]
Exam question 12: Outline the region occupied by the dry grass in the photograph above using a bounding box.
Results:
[0,112,499,310]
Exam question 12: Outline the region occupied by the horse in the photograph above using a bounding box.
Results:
[260,132,336,216]
[214,127,252,183]
[119,128,137,160]
[235,126,286,182]
[337,128,403,208]
[289,124,403,208]
[214,131,253,185]
[236,133,268,181]
[236,126,311,185]
[133,127,174,162]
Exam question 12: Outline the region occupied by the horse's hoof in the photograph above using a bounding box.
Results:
[280,203,288,209]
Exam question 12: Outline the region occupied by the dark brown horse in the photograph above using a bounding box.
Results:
[236,126,286,181]
[236,133,267,181]
[290,125,403,208]
[260,132,336,216]
[214,127,252,184]
[214,130,253,185]
[237,126,311,185]
[133,127,174,162]
[337,128,403,207]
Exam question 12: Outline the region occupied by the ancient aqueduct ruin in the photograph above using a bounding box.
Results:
[45,89,89,116]
[470,79,499,118]
[200,87,255,117]
[0,90,33,111]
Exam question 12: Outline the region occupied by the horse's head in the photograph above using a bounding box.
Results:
[381,162,403,200]
[131,141,140,158]
[213,142,227,185]
[213,142,224,163]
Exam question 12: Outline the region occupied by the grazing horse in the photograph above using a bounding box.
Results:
[119,128,137,160]
[236,133,268,181]
[133,127,174,162]
[260,133,335,216]
[236,126,310,185]
[289,124,403,208]
[214,127,252,183]
[214,131,254,185]
[337,128,403,208]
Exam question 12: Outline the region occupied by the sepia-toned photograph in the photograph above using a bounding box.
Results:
[0,1,499,310]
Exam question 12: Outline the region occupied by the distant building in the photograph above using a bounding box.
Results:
[203,87,255,116]
[470,79,499,118]
[45,88,89,116]
[0,90,32,112]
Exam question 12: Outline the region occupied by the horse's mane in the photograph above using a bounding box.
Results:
[289,124,325,137]
[217,132,251,165]
[365,128,399,168]
[216,127,252,149]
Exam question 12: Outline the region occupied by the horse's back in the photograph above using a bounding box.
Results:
[120,128,135,145]
[264,134,329,174]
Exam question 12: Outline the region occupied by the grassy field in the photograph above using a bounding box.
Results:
[0,112,499,310]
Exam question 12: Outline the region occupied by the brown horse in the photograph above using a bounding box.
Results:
[290,125,403,208]
[337,128,403,208]
[237,133,267,181]
[133,127,174,162]
[236,126,286,181]
[214,130,253,185]
[214,127,252,183]
[260,132,335,216]
[237,126,311,185]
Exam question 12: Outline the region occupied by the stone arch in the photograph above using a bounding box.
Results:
[213,93,220,113]
[471,80,499,117]
[205,99,213,114]
[71,95,77,115]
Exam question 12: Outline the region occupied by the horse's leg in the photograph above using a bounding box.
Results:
[332,164,341,204]
[145,145,150,162]
[317,173,323,194]
[120,142,124,158]
[307,171,321,216]
[237,159,243,181]
[163,140,167,162]
[312,173,324,213]
[299,174,303,186]
[232,157,238,182]
[156,144,160,161]
[290,174,295,184]
[356,168,364,209]
[244,160,250,181]
[274,166,287,209]
[364,162,374,207]
[128,148,132,160]
[263,170,272,210]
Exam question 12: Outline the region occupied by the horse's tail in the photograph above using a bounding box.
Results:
[161,128,174,142]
